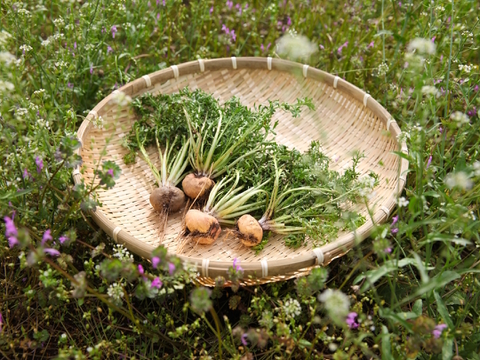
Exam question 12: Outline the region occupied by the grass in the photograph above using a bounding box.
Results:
[1,0,480,358]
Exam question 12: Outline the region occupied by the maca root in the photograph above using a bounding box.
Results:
[185,209,221,245]
[236,214,263,247]
[182,173,215,200]
[150,186,186,213]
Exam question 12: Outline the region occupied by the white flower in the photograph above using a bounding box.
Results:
[450,111,469,127]
[107,282,125,305]
[421,86,439,97]
[397,197,409,207]
[0,30,11,45]
[283,298,302,319]
[53,18,65,28]
[407,38,436,55]
[445,171,473,191]
[0,80,14,93]
[112,244,134,262]
[458,64,472,73]
[41,38,51,47]
[276,33,317,61]
[19,44,33,53]
[0,51,16,65]
[473,162,480,176]
[318,289,350,325]
[110,91,132,107]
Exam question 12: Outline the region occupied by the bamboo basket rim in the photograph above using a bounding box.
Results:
[73,57,408,285]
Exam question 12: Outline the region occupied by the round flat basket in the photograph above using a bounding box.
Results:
[74,57,408,286]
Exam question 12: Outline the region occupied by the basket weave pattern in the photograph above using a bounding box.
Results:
[74,57,408,285]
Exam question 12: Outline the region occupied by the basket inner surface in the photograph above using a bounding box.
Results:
[80,68,399,263]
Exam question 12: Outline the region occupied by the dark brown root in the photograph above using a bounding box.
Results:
[236,214,263,247]
[182,173,215,200]
[150,186,185,213]
[185,209,221,245]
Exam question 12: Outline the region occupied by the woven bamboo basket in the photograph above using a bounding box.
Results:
[73,57,408,286]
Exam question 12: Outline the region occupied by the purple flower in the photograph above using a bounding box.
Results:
[90,65,93,74]
[440,55,443,63]
[163,0,165,6]
[431,36,436,43]
[152,256,160,269]
[107,45,113,54]
[138,264,144,275]
[337,41,348,55]
[368,41,374,48]
[4,216,18,248]
[474,85,479,92]
[230,30,236,42]
[233,258,243,272]
[391,215,399,226]
[226,0,233,9]
[209,6,213,14]
[346,312,359,329]
[384,247,392,254]
[107,168,114,177]
[241,333,248,346]
[168,262,175,275]
[23,168,30,179]
[319,44,324,50]
[35,156,43,173]
[287,16,292,26]
[58,235,69,244]
[111,25,117,39]
[67,82,73,89]
[0,312,3,333]
[151,277,163,289]
[74,42,77,50]
[42,229,52,245]
[426,155,432,169]
[391,227,399,234]
[44,248,61,257]
[432,324,447,339]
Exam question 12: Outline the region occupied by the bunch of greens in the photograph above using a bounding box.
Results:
[123,88,370,249]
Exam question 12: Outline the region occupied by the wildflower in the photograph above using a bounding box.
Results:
[319,44,324,50]
[397,197,409,207]
[44,248,60,257]
[337,41,348,55]
[107,45,113,54]
[111,25,117,39]
[0,51,16,65]
[209,6,213,14]
[4,215,19,248]
[445,171,473,191]
[90,65,93,74]
[226,0,233,9]
[35,156,43,173]
[318,289,350,325]
[0,80,14,92]
[22,168,30,179]
[42,229,52,245]
[241,333,248,346]
[19,44,33,55]
[432,323,447,339]
[111,91,132,106]
[368,41,374,48]
[407,38,436,55]
[0,312,2,333]
[391,215,399,226]
[138,264,144,275]
[58,235,69,244]
[450,111,470,127]
[107,168,114,177]
[391,227,399,234]
[168,262,175,275]
[473,162,480,176]
[107,283,125,305]
[151,277,162,289]
[232,258,243,272]
[421,86,439,97]
[426,155,432,169]
[283,298,302,319]
[152,256,160,268]
[276,33,317,61]
[346,312,359,329]
[384,247,392,253]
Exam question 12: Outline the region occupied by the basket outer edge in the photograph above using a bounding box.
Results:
[73,57,409,281]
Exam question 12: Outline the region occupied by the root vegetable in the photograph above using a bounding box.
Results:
[185,209,221,245]
[182,173,215,199]
[236,214,263,247]
[150,187,185,213]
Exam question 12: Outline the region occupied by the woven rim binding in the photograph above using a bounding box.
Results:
[74,57,408,285]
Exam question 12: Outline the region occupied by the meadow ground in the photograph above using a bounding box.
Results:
[1,0,480,358]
